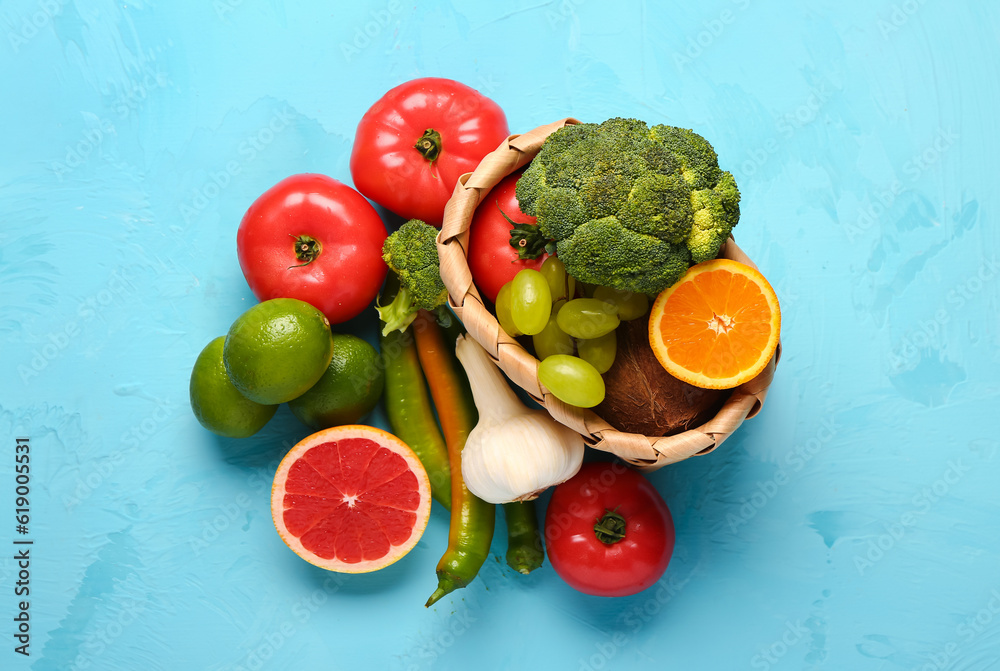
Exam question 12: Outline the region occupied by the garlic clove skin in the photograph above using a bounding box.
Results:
[461,410,585,505]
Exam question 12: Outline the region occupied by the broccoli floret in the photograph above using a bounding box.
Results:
[513,158,546,214]
[556,217,692,296]
[618,172,693,244]
[577,148,645,218]
[535,186,587,241]
[649,124,723,189]
[377,219,448,335]
[688,171,741,263]
[516,118,740,295]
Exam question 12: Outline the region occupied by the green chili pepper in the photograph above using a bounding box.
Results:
[502,501,544,574]
[379,281,451,509]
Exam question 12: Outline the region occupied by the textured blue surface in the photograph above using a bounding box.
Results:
[2,1,999,669]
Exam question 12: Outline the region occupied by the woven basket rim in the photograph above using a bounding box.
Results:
[436,118,780,471]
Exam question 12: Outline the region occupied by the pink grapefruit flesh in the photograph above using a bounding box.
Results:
[271,425,432,573]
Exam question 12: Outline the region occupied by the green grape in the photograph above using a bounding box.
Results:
[593,286,649,321]
[495,282,522,336]
[578,331,616,373]
[532,314,575,360]
[511,269,551,336]
[538,355,605,408]
[540,256,573,303]
[555,298,620,340]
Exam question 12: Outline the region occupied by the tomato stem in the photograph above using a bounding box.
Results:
[500,202,555,260]
[288,234,322,268]
[414,128,443,162]
[594,508,626,545]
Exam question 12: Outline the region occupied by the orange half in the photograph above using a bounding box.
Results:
[648,259,781,390]
[271,425,432,573]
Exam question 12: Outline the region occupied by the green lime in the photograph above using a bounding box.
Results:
[190,337,278,438]
[288,333,384,430]
[223,298,334,405]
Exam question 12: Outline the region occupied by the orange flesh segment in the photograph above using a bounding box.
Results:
[651,260,779,388]
[282,438,420,563]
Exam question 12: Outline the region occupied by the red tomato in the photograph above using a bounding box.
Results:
[350,77,509,226]
[545,462,675,597]
[467,170,549,304]
[236,174,388,325]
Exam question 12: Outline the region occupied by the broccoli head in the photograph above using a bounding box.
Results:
[377,219,449,335]
[515,117,740,294]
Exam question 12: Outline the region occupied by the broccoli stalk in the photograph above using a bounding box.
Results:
[515,118,741,295]
[377,219,451,336]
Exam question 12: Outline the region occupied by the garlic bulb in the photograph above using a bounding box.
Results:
[454,335,584,504]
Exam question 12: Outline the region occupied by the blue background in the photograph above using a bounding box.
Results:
[2,1,999,669]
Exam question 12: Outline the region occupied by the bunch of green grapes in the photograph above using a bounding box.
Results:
[493,257,649,408]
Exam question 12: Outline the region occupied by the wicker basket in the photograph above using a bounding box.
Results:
[437,118,780,471]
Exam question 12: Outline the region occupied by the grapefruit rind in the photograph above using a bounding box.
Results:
[648,259,781,390]
[271,425,432,573]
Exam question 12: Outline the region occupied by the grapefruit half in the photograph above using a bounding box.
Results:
[271,425,432,573]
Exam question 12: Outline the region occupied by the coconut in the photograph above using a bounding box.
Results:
[596,314,729,436]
